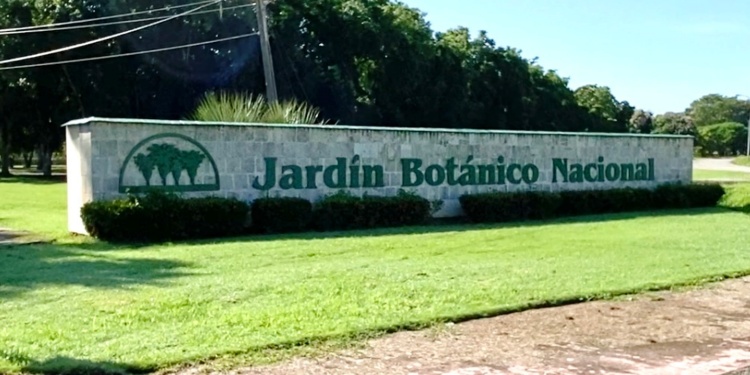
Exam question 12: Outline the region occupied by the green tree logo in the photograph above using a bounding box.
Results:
[181,150,206,185]
[136,143,206,186]
[120,133,220,194]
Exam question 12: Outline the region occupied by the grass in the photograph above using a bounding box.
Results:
[693,169,750,181]
[733,156,750,167]
[0,177,69,240]
[2,178,750,374]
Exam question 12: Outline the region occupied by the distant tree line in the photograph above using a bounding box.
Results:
[0,0,746,177]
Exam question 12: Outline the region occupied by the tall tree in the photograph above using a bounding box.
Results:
[687,94,750,127]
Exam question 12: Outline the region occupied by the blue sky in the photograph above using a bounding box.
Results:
[401,0,750,114]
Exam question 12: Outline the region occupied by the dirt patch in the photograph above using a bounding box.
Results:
[174,277,750,375]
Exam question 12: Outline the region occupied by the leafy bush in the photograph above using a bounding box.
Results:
[251,197,312,234]
[458,191,561,223]
[460,184,725,223]
[312,190,431,231]
[188,91,325,124]
[653,183,726,209]
[81,191,249,242]
[697,122,748,156]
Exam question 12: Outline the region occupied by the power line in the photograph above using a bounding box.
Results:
[0,3,254,36]
[0,32,259,70]
[0,0,218,33]
[0,0,222,66]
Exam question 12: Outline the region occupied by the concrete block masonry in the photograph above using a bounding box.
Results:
[64,117,694,235]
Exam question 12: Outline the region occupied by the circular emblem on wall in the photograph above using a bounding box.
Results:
[118,133,220,194]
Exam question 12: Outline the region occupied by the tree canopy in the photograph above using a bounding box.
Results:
[0,0,745,176]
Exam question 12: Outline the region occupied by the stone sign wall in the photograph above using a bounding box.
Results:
[64,117,694,234]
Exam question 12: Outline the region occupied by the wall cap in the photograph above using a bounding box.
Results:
[62,117,695,140]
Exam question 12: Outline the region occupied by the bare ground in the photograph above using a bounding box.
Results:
[174,277,750,375]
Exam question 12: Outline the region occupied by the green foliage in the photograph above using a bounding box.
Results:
[312,190,431,231]
[251,197,313,234]
[460,184,724,223]
[733,157,750,167]
[652,112,697,136]
[719,184,750,213]
[458,191,562,223]
[696,122,748,157]
[653,183,726,209]
[80,191,249,243]
[687,94,750,127]
[189,92,324,125]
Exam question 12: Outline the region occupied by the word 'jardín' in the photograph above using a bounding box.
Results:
[251,156,656,190]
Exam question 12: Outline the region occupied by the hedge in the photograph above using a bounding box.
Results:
[81,183,726,242]
[251,197,312,234]
[312,190,432,232]
[460,183,725,223]
[81,191,249,242]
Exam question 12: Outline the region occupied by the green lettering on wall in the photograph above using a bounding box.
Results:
[620,164,634,181]
[349,155,361,188]
[648,159,655,180]
[584,164,598,182]
[507,164,522,184]
[552,158,567,183]
[605,164,620,182]
[305,165,323,189]
[425,165,446,186]
[323,158,348,188]
[478,165,496,185]
[363,165,385,188]
[446,157,459,186]
[458,156,477,186]
[569,163,584,183]
[635,163,648,180]
[401,159,423,187]
[252,158,277,190]
[279,165,304,190]
[522,164,539,184]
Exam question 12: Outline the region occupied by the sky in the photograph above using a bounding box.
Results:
[401,0,750,115]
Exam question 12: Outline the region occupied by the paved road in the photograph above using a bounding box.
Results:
[694,158,750,173]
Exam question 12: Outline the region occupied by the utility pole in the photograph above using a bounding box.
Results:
[746,116,749,156]
[255,0,278,104]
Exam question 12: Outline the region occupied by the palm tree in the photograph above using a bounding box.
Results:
[133,153,155,186]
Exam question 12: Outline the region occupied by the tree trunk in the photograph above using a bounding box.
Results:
[41,147,52,177]
[35,146,43,171]
[0,145,11,177]
[0,126,11,177]
[23,152,32,168]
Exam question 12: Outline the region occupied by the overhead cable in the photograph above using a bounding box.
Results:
[0,4,253,36]
[0,32,258,70]
[0,0,222,66]
[0,0,219,33]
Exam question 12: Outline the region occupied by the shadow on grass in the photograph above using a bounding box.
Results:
[0,351,149,375]
[0,243,193,300]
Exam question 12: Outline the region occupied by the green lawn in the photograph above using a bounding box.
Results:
[733,156,750,167]
[2,178,750,374]
[693,169,750,181]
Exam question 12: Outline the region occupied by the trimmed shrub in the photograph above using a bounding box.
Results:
[653,183,726,209]
[460,183,725,223]
[458,191,561,223]
[251,197,313,233]
[313,190,431,231]
[81,191,249,242]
